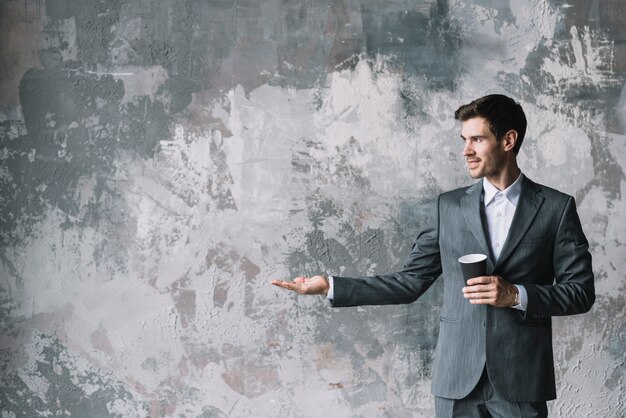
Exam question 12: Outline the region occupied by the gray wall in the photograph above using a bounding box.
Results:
[1,0,624,416]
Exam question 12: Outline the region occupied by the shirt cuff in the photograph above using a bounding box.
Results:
[326,276,334,301]
[512,284,528,311]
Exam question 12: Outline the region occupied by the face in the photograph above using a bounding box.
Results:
[460,117,508,180]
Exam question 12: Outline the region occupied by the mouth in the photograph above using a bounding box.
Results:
[466,159,480,169]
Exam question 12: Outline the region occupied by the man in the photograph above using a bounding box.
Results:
[271,94,595,417]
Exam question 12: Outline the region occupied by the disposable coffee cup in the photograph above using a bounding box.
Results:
[458,253,487,281]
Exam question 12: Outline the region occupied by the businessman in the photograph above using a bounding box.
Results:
[272,94,595,417]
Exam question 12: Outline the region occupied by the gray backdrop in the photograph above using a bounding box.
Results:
[1,0,624,417]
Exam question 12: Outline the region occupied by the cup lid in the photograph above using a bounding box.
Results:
[458,253,488,263]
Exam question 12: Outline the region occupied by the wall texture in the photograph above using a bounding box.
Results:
[0,0,624,416]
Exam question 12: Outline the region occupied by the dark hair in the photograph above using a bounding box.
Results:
[454,94,527,155]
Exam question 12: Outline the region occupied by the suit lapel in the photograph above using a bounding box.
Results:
[461,180,491,260]
[495,177,544,268]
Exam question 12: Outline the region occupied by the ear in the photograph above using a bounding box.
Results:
[502,130,518,153]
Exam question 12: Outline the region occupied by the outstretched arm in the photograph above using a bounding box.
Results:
[271,275,330,296]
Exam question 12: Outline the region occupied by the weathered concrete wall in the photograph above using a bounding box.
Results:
[0,0,624,416]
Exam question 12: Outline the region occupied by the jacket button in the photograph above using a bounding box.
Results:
[482,321,486,327]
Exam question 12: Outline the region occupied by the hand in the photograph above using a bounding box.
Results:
[462,275,518,307]
[271,275,330,296]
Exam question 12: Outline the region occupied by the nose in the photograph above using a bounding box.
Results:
[463,140,474,157]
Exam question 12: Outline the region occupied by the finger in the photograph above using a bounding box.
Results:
[272,280,302,292]
[469,298,495,305]
[271,279,293,286]
[463,290,497,300]
[462,284,494,294]
[466,276,494,286]
[464,290,496,300]
[270,280,289,289]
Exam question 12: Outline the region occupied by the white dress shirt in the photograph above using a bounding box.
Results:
[328,175,528,310]
[483,174,527,311]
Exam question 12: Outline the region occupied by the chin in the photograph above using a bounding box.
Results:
[468,170,483,179]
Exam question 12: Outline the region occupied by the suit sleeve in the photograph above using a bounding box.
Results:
[331,197,443,307]
[525,196,595,316]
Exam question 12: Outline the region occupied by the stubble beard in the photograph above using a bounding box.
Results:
[467,165,485,179]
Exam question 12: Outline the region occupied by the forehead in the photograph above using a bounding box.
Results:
[460,117,493,138]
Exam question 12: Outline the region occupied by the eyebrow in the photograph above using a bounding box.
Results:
[460,134,487,140]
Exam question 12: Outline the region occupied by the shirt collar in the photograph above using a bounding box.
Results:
[483,172,524,207]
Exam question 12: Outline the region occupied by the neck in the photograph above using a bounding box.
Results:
[485,161,521,191]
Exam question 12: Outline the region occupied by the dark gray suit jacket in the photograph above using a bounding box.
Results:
[331,177,595,402]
